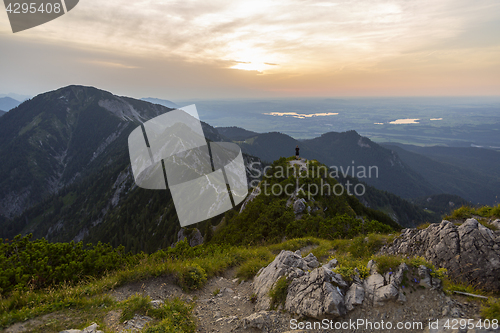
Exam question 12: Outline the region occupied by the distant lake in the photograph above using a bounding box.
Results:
[389,118,420,124]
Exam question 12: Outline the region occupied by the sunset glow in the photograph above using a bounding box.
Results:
[1,0,499,98]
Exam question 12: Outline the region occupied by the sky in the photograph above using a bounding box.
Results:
[1,0,500,100]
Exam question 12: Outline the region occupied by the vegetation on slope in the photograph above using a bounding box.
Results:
[2,195,499,330]
[211,157,399,246]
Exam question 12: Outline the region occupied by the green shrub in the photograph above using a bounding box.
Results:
[0,234,135,296]
[406,256,434,270]
[481,298,500,321]
[373,255,403,275]
[178,263,207,291]
[334,264,355,282]
[269,276,289,310]
[431,267,448,280]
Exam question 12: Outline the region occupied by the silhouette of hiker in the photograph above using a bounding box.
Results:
[295,145,300,160]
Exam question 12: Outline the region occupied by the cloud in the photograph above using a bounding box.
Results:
[1,0,499,97]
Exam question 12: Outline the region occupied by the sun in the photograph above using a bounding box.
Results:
[230,62,272,73]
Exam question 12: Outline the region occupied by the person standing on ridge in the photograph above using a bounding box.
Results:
[295,145,300,160]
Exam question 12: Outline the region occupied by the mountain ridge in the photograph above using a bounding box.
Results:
[0,96,20,112]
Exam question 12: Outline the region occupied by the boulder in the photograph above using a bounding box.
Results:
[253,250,308,310]
[241,311,275,330]
[380,219,500,291]
[285,267,347,319]
[345,282,364,311]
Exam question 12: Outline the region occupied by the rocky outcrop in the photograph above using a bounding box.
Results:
[253,250,420,320]
[253,250,311,310]
[176,228,204,247]
[285,266,348,319]
[380,219,500,291]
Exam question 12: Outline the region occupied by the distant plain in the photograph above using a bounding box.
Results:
[178,97,500,149]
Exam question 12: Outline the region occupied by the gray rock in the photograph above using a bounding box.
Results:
[176,228,204,247]
[220,287,235,295]
[323,258,338,270]
[397,289,407,304]
[374,283,399,305]
[366,259,377,274]
[345,282,364,311]
[303,253,320,269]
[490,219,500,230]
[59,323,103,333]
[150,300,164,309]
[123,314,153,331]
[418,265,441,290]
[82,323,101,333]
[253,250,309,310]
[285,267,347,319]
[241,311,274,330]
[364,262,407,306]
[363,272,384,303]
[293,199,306,214]
[380,219,500,291]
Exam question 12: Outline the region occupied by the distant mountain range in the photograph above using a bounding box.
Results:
[0,110,6,117]
[1,85,490,252]
[0,97,21,112]
[219,126,498,206]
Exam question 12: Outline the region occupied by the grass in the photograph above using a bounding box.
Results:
[119,295,196,333]
[481,298,500,321]
[0,237,323,329]
[444,204,500,220]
